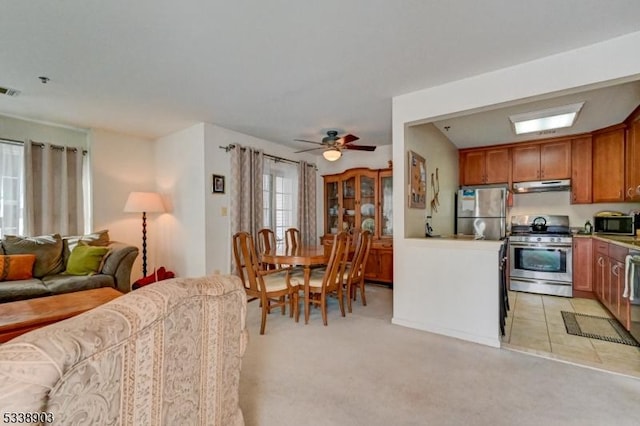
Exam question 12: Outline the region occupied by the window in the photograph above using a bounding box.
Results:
[263,160,298,246]
[0,140,24,237]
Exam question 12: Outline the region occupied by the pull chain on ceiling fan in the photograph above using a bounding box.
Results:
[293,130,376,161]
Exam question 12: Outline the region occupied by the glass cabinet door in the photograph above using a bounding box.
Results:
[325,180,340,234]
[380,173,393,237]
[342,176,357,232]
[359,174,376,236]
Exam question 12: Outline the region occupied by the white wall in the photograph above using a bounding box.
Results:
[155,123,207,277]
[404,124,458,237]
[154,122,319,277]
[0,114,87,148]
[392,31,640,337]
[89,128,156,280]
[509,192,640,230]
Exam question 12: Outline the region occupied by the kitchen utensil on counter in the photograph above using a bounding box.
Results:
[531,216,547,232]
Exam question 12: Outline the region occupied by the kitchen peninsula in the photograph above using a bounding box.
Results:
[392,236,505,348]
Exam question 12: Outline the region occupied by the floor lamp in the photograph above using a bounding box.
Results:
[124,191,165,277]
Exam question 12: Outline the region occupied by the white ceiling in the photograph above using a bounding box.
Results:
[1,1,640,152]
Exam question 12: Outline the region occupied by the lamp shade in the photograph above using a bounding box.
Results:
[322,148,342,162]
[123,192,165,213]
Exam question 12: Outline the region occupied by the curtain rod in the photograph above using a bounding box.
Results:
[1,137,87,154]
[219,144,316,168]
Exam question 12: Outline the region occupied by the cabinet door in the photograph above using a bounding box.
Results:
[378,247,393,284]
[593,128,625,202]
[364,249,380,280]
[342,175,357,231]
[460,150,486,185]
[572,238,592,292]
[512,145,540,182]
[625,117,640,201]
[485,148,510,183]
[379,171,393,238]
[593,240,608,302]
[325,178,340,234]
[358,173,377,236]
[571,136,592,204]
[540,140,571,179]
[610,260,624,319]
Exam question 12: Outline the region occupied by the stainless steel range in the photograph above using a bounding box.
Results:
[509,215,573,297]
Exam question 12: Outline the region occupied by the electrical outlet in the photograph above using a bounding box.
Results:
[221,207,228,216]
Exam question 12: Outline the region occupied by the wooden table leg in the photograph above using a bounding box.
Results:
[304,265,311,324]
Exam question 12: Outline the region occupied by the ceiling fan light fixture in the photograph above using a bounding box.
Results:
[323,148,342,161]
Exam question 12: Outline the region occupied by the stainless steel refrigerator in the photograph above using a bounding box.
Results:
[456,187,507,240]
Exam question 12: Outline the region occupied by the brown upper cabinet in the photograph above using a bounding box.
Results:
[625,108,640,201]
[459,147,510,185]
[512,140,571,182]
[592,126,626,203]
[570,136,593,204]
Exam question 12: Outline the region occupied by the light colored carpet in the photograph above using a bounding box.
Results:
[239,284,640,426]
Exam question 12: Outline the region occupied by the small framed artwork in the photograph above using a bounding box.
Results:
[212,174,225,194]
[408,150,426,209]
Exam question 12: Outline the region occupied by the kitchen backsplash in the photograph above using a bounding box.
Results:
[507,191,640,231]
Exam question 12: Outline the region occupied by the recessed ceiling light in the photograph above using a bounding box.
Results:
[509,102,584,135]
[0,86,20,96]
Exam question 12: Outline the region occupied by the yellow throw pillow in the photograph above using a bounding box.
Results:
[65,244,110,276]
[0,254,36,281]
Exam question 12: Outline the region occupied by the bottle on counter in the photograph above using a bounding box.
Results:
[584,220,592,234]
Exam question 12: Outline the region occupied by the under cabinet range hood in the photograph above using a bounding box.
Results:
[513,179,571,193]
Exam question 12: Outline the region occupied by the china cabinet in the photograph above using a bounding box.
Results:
[322,167,393,284]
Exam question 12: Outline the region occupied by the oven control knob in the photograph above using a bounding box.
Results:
[536,237,542,242]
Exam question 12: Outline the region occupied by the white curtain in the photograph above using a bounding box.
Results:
[230,144,264,239]
[0,141,24,237]
[297,160,317,246]
[24,141,85,236]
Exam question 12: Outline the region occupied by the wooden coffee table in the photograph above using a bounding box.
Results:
[0,287,123,343]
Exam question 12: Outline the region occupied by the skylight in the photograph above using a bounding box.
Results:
[509,102,584,135]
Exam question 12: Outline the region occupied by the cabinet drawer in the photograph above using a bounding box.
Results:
[608,244,629,262]
[593,240,609,256]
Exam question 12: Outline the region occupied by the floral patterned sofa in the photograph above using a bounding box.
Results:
[0,274,248,425]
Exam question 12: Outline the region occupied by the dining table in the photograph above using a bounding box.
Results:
[261,245,328,324]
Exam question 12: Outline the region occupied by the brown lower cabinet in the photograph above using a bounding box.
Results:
[572,237,592,291]
[592,239,630,329]
[322,236,393,284]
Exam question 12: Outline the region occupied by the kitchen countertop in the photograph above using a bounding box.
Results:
[574,233,640,250]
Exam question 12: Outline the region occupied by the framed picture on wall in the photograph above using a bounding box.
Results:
[212,174,225,194]
[408,150,426,209]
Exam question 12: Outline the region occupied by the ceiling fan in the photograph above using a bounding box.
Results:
[294,130,376,161]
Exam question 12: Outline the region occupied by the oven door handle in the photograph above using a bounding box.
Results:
[510,244,571,249]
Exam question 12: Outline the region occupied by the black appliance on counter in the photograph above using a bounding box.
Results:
[508,215,573,297]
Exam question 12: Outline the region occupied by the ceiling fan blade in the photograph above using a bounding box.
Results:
[294,139,323,145]
[340,134,359,144]
[294,146,325,153]
[343,144,376,151]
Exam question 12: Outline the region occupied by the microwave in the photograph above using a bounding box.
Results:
[593,215,637,236]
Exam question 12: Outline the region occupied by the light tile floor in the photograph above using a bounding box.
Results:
[502,291,640,378]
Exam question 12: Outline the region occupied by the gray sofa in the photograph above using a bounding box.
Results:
[0,232,138,303]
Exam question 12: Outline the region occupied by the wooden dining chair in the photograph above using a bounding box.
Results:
[285,227,301,252]
[257,228,279,270]
[232,231,298,334]
[343,230,372,312]
[291,231,349,325]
